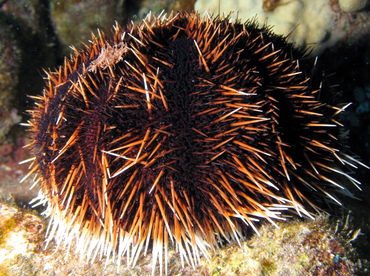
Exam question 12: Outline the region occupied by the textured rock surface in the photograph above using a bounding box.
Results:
[195,0,370,55]
[338,0,368,12]
[0,212,366,275]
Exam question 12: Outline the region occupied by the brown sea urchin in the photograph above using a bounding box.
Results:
[22,12,366,274]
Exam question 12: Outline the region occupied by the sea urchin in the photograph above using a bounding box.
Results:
[22,11,366,274]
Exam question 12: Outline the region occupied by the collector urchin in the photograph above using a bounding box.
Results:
[22,11,366,274]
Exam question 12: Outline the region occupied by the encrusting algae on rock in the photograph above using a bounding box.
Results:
[196,0,370,55]
[20,11,368,275]
[338,0,368,12]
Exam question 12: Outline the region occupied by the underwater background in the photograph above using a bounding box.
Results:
[0,0,370,275]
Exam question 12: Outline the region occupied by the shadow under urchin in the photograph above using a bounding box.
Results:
[23,11,366,274]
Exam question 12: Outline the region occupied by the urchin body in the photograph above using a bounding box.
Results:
[24,12,363,274]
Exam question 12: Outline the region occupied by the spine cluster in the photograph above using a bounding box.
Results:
[23,12,366,275]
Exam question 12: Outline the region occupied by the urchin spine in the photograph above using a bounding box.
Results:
[21,12,367,275]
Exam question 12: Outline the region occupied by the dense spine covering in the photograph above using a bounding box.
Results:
[23,12,365,274]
